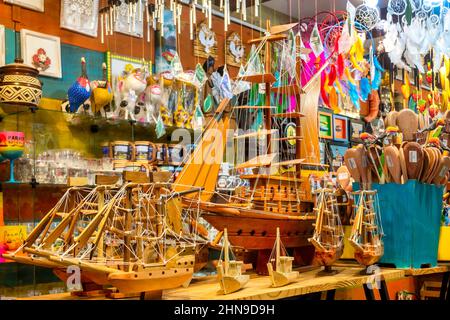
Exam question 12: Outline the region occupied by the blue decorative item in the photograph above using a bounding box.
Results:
[355,180,443,268]
[371,56,384,91]
[360,77,371,101]
[348,81,360,110]
[67,57,91,113]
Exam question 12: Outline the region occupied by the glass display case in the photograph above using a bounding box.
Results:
[0,103,194,298]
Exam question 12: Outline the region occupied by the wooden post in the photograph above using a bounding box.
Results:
[97,188,105,260]
[123,186,132,272]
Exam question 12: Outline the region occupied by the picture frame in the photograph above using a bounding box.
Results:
[349,118,364,143]
[114,0,144,38]
[60,0,99,37]
[20,29,62,78]
[194,22,218,59]
[4,0,44,12]
[329,143,348,169]
[333,114,349,142]
[318,111,333,139]
[0,25,5,67]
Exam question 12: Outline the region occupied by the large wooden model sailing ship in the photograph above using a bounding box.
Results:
[4,176,206,296]
[267,227,299,287]
[173,21,328,273]
[216,228,249,294]
[308,187,344,271]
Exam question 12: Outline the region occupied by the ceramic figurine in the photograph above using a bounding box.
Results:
[67,57,91,113]
[144,84,162,124]
[117,66,147,120]
[91,63,113,116]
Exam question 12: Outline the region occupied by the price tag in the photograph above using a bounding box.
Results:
[386,155,393,168]
[409,150,417,163]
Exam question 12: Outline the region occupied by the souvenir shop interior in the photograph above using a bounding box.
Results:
[0,0,450,301]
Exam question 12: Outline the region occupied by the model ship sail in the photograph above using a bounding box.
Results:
[173,21,328,273]
[267,227,299,287]
[349,190,384,267]
[5,180,205,295]
[217,228,249,294]
[308,187,344,269]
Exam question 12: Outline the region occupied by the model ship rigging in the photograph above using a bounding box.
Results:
[4,178,207,296]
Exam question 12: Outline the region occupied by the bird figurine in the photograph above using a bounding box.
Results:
[67,57,91,113]
[91,62,113,116]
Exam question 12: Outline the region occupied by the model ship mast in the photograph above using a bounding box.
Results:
[216,228,249,294]
[267,227,299,287]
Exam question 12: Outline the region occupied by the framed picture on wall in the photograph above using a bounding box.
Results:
[350,118,364,143]
[318,111,333,139]
[20,29,62,78]
[333,115,349,142]
[4,0,44,12]
[0,25,5,67]
[60,0,99,37]
[329,143,348,169]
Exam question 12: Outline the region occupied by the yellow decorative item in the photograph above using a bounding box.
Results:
[91,63,113,114]
[160,106,172,126]
[401,71,411,101]
[174,105,189,128]
[438,226,450,261]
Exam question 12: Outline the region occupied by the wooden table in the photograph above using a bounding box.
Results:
[163,266,405,301]
[403,264,450,300]
[19,266,404,301]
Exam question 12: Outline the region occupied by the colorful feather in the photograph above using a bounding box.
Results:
[337,54,345,78]
[348,81,360,110]
[360,77,371,101]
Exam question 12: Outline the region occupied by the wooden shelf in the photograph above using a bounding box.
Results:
[272,112,305,118]
[234,129,278,140]
[271,84,305,95]
[240,174,303,183]
[236,73,276,84]
[247,34,287,44]
[234,105,274,110]
[272,136,303,141]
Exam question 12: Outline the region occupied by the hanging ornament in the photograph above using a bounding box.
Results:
[387,0,407,16]
[355,1,380,31]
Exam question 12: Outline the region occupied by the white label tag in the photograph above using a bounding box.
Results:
[348,158,357,169]
[409,150,417,163]
[338,173,349,180]
[362,156,368,168]
[386,155,393,168]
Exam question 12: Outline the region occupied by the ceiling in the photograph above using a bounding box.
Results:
[262,0,389,19]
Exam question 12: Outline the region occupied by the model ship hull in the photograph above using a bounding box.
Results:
[202,211,315,250]
[108,266,194,294]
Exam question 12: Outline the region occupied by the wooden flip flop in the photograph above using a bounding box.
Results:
[403,142,424,180]
[385,111,399,128]
[419,149,430,182]
[367,145,383,183]
[344,148,361,183]
[426,148,442,184]
[355,145,370,186]
[399,142,408,183]
[421,148,435,183]
[397,109,419,141]
[384,145,402,184]
[432,156,450,185]
[418,113,426,131]
[336,165,351,189]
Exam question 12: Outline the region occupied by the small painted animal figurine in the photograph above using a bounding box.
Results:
[174,105,189,128]
[67,57,91,113]
[117,66,147,120]
[91,62,113,116]
[144,84,162,124]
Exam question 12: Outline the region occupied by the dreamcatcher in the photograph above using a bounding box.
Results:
[387,0,407,16]
[355,1,380,31]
